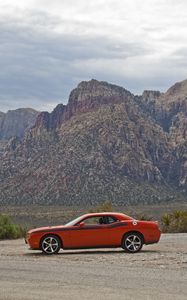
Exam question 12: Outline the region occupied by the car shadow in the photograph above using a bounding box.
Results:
[24,249,159,256]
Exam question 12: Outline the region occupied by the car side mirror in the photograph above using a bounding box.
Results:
[79,221,85,227]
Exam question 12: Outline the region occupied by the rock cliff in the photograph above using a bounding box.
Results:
[0,79,186,205]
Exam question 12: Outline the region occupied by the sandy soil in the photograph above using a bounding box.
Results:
[0,234,187,300]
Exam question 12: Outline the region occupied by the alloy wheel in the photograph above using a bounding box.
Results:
[123,234,143,253]
[41,236,60,254]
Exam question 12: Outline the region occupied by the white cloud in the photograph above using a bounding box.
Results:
[0,0,187,111]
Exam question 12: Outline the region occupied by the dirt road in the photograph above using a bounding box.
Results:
[0,234,187,300]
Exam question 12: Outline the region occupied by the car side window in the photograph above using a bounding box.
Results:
[98,216,118,224]
[83,217,101,225]
[107,216,118,224]
[81,216,119,226]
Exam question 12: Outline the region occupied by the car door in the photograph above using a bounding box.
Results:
[106,216,129,246]
[68,216,111,248]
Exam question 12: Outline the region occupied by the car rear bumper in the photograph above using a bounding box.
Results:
[145,240,160,245]
[144,228,161,245]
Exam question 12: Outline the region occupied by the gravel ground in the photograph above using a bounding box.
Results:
[0,234,187,300]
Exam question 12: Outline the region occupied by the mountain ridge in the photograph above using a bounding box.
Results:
[0,107,39,140]
[0,79,187,205]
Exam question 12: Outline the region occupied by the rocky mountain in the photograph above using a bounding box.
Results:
[0,79,186,205]
[140,79,187,192]
[0,111,4,120]
[0,108,39,156]
[0,108,39,140]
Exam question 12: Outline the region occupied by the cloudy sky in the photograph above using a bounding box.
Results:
[0,0,187,112]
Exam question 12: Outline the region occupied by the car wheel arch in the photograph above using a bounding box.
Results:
[40,233,63,249]
[121,231,145,246]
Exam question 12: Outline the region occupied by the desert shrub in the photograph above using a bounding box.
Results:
[135,214,153,221]
[89,201,113,213]
[0,214,26,239]
[161,210,187,233]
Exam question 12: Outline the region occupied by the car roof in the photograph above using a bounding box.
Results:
[80,212,132,220]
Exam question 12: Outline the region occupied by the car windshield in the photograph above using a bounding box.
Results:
[65,216,83,227]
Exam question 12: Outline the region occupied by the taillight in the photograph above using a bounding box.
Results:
[154,221,161,230]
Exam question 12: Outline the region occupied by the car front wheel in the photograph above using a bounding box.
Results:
[122,232,143,253]
[41,235,61,255]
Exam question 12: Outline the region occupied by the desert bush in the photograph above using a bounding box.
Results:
[89,201,113,213]
[0,214,26,239]
[161,210,187,233]
[135,214,153,221]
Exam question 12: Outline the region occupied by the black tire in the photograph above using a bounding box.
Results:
[122,232,143,253]
[40,235,61,255]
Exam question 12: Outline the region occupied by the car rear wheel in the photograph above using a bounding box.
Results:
[41,235,61,255]
[122,232,143,253]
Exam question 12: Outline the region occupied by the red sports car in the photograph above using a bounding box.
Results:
[25,212,161,254]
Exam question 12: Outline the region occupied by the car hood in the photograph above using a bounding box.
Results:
[28,225,66,234]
